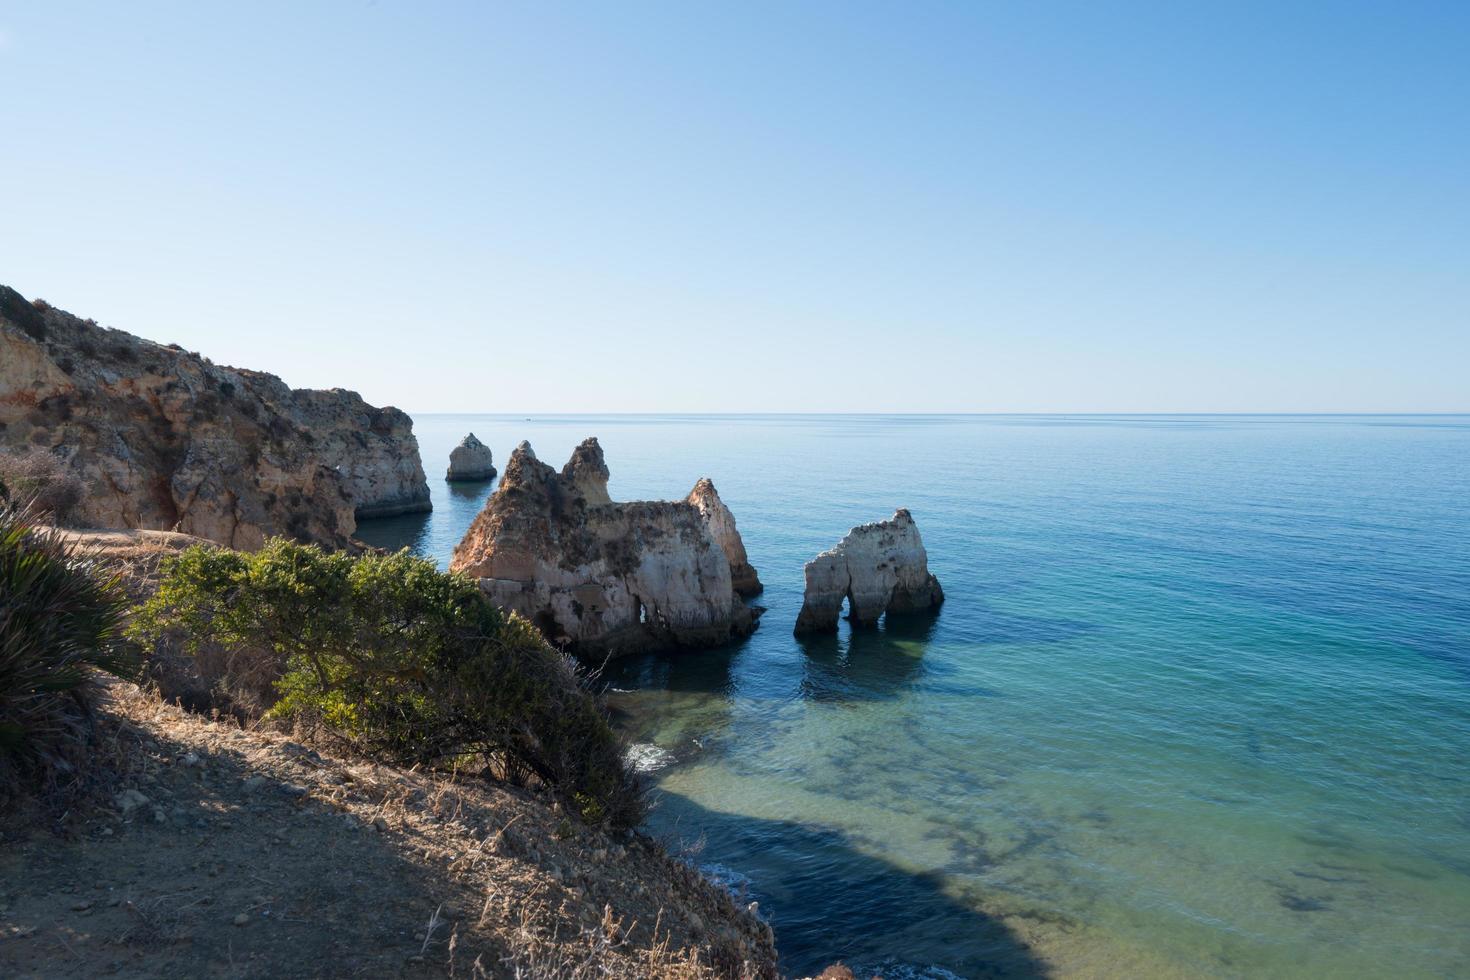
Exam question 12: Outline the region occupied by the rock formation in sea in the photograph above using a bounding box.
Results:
[446,432,497,481]
[0,285,430,549]
[686,478,763,597]
[793,509,945,634]
[450,438,762,657]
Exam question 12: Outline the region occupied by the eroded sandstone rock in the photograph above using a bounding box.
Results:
[0,285,430,549]
[450,438,761,657]
[686,478,763,597]
[446,432,497,481]
[794,509,944,634]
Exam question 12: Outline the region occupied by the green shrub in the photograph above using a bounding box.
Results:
[0,505,133,804]
[128,539,644,828]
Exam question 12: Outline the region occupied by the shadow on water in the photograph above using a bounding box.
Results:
[796,612,940,702]
[354,508,433,553]
[654,791,1052,979]
[605,640,747,697]
[446,478,496,504]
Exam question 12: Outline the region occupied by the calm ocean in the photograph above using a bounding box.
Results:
[357,414,1470,978]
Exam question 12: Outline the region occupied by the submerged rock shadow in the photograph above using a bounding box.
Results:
[796,612,940,702]
[655,792,1052,978]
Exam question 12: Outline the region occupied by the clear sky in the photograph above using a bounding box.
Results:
[2,2,1466,413]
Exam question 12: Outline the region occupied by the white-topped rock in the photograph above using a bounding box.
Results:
[686,478,763,597]
[446,432,496,481]
[794,509,944,634]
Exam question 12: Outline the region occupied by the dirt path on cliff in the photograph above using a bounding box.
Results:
[0,685,777,979]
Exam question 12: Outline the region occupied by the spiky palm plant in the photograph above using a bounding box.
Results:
[0,504,134,802]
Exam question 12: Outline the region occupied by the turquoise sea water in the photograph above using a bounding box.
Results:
[358,415,1470,979]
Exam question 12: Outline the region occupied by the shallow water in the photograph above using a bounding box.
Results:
[360,414,1470,978]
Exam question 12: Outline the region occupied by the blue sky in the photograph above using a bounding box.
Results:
[2,2,1466,412]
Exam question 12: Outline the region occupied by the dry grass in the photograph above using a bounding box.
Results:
[0,682,778,979]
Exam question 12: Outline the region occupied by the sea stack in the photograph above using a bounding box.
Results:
[446,433,497,481]
[794,509,944,634]
[450,438,762,658]
[0,285,431,549]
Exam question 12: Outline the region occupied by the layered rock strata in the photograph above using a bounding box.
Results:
[450,438,762,657]
[446,432,497,481]
[794,509,944,634]
[0,285,430,549]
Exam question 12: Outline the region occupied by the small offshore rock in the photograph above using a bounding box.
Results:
[446,432,496,481]
[794,508,944,634]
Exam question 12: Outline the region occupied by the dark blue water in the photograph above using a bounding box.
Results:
[359,414,1470,978]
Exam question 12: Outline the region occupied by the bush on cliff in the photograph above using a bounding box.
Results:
[127,539,644,828]
[0,504,134,805]
[0,449,85,525]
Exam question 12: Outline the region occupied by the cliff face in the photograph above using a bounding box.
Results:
[794,509,944,634]
[686,478,763,597]
[450,438,761,657]
[0,286,429,549]
[269,384,430,518]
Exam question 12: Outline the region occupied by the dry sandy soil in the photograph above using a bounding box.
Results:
[0,683,779,979]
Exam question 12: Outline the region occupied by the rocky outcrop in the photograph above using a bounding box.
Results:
[450,438,762,657]
[794,509,944,634]
[446,432,497,481]
[272,385,430,518]
[0,285,430,549]
[686,478,763,597]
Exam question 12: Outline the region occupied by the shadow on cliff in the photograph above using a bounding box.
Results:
[796,611,939,702]
[653,791,1052,979]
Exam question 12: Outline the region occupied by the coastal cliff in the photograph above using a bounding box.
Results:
[795,509,944,633]
[0,286,429,548]
[450,438,762,657]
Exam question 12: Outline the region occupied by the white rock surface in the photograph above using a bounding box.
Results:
[446,432,496,481]
[794,509,945,634]
[686,478,763,597]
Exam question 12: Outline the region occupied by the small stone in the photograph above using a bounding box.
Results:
[70,900,92,912]
[280,783,309,798]
[242,776,267,792]
[233,913,250,927]
[181,752,202,768]
[114,789,150,815]
[372,816,389,832]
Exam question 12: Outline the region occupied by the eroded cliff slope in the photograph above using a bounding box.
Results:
[0,286,429,548]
